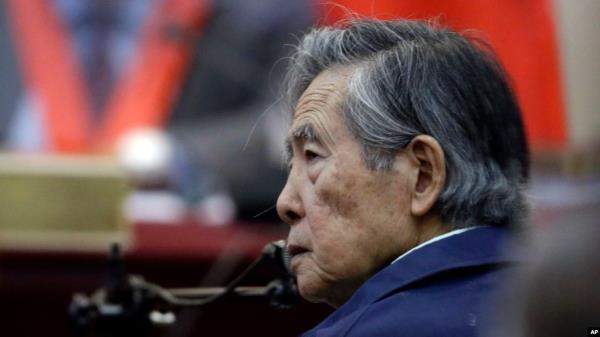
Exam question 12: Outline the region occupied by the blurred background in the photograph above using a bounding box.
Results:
[0,0,598,336]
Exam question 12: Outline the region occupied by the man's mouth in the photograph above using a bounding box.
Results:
[287,244,309,258]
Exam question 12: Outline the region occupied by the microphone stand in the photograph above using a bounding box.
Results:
[69,241,298,337]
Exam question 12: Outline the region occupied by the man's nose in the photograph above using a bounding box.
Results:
[276,177,304,225]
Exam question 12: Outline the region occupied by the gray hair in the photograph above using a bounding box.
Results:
[283,19,529,229]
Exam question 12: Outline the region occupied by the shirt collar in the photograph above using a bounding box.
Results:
[391,226,485,264]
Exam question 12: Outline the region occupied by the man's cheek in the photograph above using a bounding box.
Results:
[317,174,363,220]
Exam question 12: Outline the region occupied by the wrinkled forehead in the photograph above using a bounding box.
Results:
[292,66,354,121]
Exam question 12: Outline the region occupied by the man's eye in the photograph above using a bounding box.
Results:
[304,150,320,161]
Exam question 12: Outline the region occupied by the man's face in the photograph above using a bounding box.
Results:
[277,68,420,307]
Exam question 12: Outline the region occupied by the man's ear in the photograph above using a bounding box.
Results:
[405,135,446,217]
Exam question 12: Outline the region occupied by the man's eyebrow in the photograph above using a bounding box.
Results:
[283,124,321,168]
[291,124,320,143]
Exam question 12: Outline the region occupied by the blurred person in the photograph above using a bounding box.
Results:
[489,215,600,337]
[277,19,529,336]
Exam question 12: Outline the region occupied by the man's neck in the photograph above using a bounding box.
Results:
[416,213,450,246]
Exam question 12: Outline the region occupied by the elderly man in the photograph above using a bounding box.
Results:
[276,19,529,336]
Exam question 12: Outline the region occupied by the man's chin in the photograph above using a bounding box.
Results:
[296,275,326,304]
[298,290,326,305]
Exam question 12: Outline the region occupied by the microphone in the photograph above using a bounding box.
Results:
[262,239,294,276]
[69,240,299,334]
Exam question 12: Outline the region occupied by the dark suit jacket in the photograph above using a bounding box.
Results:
[301,226,518,337]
